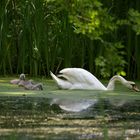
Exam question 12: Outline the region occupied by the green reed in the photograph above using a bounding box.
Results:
[0,0,140,80]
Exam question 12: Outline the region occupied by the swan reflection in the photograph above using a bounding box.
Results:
[109,99,126,107]
[51,98,98,112]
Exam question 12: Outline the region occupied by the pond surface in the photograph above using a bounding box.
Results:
[0,79,140,140]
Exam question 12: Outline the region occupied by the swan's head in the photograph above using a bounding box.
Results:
[19,74,25,80]
[126,81,140,92]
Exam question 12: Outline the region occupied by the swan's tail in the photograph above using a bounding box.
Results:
[50,71,72,89]
[50,71,60,84]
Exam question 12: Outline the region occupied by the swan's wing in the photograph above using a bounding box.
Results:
[59,68,107,90]
[59,68,105,87]
[59,68,92,83]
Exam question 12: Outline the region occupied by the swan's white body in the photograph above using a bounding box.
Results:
[50,68,139,91]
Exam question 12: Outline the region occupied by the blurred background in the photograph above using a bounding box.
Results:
[0,0,140,80]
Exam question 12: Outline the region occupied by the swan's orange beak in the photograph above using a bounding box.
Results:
[132,85,140,92]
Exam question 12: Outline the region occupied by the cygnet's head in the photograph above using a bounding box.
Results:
[19,73,25,80]
[126,81,140,92]
[37,83,43,90]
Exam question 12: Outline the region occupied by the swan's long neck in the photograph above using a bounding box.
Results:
[107,75,127,90]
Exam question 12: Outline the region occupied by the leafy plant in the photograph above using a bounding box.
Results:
[128,9,140,35]
[0,0,140,80]
[95,42,127,78]
[69,0,117,41]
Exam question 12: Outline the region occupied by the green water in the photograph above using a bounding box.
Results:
[0,78,140,140]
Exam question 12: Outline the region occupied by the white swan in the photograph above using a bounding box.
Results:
[50,68,139,91]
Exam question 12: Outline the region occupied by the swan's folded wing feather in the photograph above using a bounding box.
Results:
[59,68,106,90]
[60,68,99,84]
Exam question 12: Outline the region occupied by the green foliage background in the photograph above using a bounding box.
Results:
[0,0,140,79]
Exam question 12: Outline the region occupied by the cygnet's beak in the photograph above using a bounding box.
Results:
[132,84,140,92]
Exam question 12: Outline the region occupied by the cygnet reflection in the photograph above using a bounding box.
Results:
[51,98,98,112]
